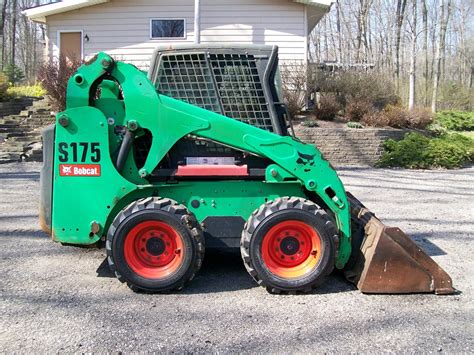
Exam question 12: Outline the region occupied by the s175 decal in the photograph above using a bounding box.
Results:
[58,142,101,163]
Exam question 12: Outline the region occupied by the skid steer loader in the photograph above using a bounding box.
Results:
[39,45,454,294]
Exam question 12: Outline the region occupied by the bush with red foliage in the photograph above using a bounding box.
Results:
[37,56,82,111]
[407,108,434,129]
[313,94,341,121]
[346,99,374,122]
[361,105,433,129]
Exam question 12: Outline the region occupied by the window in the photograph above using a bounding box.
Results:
[150,19,186,39]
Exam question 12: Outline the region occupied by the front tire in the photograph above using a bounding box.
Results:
[241,197,338,294]
[106,197,204,292]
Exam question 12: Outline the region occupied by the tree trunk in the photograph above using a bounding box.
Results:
[421,0,428,106]
[1,0,8,70]
[470,66,473,89]
[409,0,417,110]
[10,0,17,66]
[336,0,343,63]
[356,0,373,64]
[395,0,408,91]
[431,0,452,113]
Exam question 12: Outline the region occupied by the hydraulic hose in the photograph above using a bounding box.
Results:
[116,129,135,172]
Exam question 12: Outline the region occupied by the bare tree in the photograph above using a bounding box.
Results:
[431,0,452,112]
[356,0,374,63]
[10,0,17,66]
[335,0,343,63]
[421,0,429,106]
[0,0,8,69]
[395,0,408,89]
[409,0,417,110]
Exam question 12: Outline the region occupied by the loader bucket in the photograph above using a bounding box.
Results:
[344,193,454,295]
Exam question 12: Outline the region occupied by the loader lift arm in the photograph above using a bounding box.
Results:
[64,53,352,268]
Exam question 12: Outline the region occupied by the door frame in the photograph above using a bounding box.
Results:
[57,30,84,60]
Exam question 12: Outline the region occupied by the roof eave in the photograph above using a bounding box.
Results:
[293,0,335,9]
[23,0,333,24]
[23,0,110,23]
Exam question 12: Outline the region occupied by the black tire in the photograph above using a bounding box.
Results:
[241,197,338,294]
[106,197,204,293]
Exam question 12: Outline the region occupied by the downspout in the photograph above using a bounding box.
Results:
[194,0,201,44]
[304,5,310,109]
[304,5,309,66]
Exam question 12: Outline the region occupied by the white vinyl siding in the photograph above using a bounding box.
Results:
[200,0,306,61]
[46,0,307,69]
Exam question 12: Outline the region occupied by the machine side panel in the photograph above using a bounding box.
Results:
[51,107,136,244]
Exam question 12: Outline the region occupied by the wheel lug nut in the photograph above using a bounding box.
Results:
[175,249,181,255]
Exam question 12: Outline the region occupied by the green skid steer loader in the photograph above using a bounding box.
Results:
[39,45,454,294]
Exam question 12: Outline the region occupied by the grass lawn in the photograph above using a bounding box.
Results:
[459,131,474,139]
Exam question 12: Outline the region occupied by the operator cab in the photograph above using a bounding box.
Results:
[142,44,293,181]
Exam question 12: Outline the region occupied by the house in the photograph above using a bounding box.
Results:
[24,0,334,69]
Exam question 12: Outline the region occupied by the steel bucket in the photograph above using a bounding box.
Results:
[344,193,455,295]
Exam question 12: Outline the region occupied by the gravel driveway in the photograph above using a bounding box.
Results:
[0,162,472,352]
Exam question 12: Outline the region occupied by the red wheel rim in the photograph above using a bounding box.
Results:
[261,220,322,279]
[124,221,185,279]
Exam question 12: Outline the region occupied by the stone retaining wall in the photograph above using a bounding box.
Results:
[294,126,407,166]
[0,98,34,118]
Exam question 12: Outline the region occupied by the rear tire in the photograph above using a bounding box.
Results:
[106,197,204,292]
[241,197,338,294]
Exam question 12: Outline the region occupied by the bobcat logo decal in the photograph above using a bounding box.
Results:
[61,165,72,175]
[296,152,315,167]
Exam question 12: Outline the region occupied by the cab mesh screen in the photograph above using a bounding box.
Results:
[155,52,273,131]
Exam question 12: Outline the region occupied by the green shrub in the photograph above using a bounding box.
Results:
[425,135,473,169]
[2,64,25,84]
[427,122,449,136]
[347,121,364,129]
[435,111,474,131]
[460,131,474,140]
[378,132,474,169]
[7,84,46,98]
[301,120,319,128]
[0,72,8,101]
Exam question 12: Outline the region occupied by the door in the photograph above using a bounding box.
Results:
[59,32,82,63]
